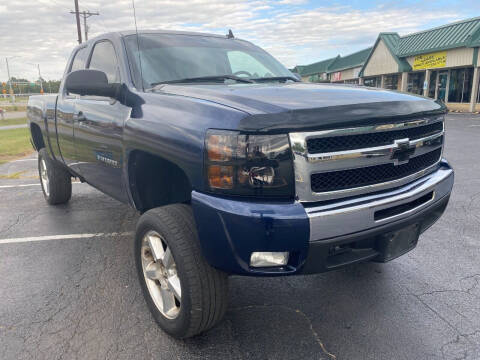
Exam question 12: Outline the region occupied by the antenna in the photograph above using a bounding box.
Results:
[132,0,144,91]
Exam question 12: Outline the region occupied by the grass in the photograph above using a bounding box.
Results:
[0,117,27,127]
[1,105,27,112]
[0,128,33,164]
[0,96,29,103]
[0,171,26,179]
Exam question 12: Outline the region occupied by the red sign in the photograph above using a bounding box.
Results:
[332,72,342,82]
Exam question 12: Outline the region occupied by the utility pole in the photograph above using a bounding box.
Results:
[73,0,82,44]
[83,11,88,41]
[81,11,99,41]
[70,5,99,43]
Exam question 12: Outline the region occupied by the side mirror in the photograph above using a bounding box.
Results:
[65,69,121,98]
[292,72,302,81]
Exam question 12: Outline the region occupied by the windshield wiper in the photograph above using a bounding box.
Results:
[250,76,300,83]
[150,75,254,87]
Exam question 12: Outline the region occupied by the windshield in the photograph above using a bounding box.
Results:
[124,33,295,89]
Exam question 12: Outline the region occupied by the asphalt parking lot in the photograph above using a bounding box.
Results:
[0,113,479,360]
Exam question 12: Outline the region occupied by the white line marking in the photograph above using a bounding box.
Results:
[0,182,82,189]
[0,232,133,245]
[0,183,40,188]
[10,158,37,162]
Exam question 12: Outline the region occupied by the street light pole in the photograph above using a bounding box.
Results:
[27,62,44,94]
[5,57,15,103]
[37,64,43,94]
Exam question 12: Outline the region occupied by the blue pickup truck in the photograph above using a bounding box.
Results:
[27,30,454,338]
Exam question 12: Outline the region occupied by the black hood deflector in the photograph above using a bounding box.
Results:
[158,83,446,133]
[238,100,446,133]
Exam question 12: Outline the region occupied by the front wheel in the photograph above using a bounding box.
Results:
[135,204,229,339]
[38,148,72,205]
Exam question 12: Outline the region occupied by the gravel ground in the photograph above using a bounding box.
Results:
[0,113,479,360]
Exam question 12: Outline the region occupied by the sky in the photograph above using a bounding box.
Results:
[0,0,479,81]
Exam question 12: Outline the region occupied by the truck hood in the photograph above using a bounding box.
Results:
[156,82,445,133]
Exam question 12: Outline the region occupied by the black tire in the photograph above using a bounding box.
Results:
[135,204,229,339]
[38,148,72,205]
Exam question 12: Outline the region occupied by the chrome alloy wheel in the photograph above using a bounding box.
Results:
[141,231,181,319]
[40,159,50,196]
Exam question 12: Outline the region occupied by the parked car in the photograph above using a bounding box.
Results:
[27,30,454,338]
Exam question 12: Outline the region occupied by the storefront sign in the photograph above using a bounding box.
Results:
[332,72,342,81]
[413,51,447,70]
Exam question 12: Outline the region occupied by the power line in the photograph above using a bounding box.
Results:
[70,2,100,43]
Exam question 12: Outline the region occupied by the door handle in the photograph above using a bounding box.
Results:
[74,111,86,123]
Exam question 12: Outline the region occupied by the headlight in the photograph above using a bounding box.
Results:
[205,130,294,198]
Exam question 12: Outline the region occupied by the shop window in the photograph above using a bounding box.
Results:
[448,68,474,103]
[364,77,381,87]
[407,72,425,95]
[428,71,437,98]
[384,74,399,90]
[437,72,448,101]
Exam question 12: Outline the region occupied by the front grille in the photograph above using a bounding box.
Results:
[310,148,442,193]
[307,121,443,154]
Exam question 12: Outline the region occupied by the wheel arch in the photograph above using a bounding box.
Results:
[30,122,46,151]
[127,150,193,212]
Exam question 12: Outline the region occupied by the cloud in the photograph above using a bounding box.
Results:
[0,1,465,81]
[278,0,309,4]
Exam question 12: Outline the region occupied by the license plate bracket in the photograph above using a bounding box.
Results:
[374,224,420,262]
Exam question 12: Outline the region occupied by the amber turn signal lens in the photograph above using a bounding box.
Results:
[208,165,234,189]
[206,134,233,162]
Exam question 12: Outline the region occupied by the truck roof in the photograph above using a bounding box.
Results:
[74,29,248,51]
[118,29,231,38]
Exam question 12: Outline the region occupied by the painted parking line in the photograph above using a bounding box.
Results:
[0,182,82,189]
[10,158,37,162]
[0,183,40,189]
[0,232,133,245]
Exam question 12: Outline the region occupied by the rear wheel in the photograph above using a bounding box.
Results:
[135,204,229,338]
[38,148,72,205]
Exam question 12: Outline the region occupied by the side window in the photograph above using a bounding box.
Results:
[70,47,89,72]
[227,51,272,78]
[88,41,120,83]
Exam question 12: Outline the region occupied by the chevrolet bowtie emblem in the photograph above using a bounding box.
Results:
[391,138,415,166]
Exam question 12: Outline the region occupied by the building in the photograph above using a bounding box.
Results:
[292,49,372,84]
[327,47,372,84]
[294,16,480,112]
[293,49,371,84]
[293,56,338,82]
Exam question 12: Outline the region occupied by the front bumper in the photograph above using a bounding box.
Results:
[191,160,454,276]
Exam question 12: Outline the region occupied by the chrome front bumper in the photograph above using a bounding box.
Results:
[305,162,454,242]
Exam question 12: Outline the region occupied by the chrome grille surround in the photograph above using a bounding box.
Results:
[289,115,445,202]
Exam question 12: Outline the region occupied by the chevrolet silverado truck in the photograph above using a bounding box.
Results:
[27,30,454,338]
